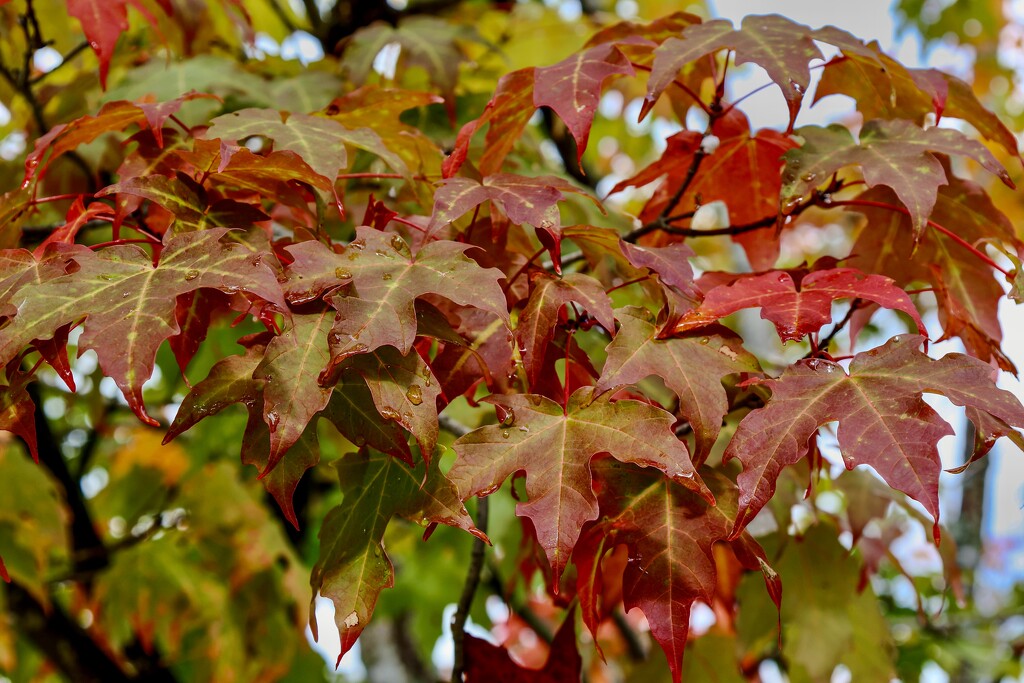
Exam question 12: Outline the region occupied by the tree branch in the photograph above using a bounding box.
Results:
[5,582,135,683]
[450,497,489,682]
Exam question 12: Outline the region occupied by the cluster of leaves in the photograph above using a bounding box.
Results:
[1,1,1023,682]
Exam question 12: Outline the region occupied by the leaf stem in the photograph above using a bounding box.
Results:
[606,275,651,293]
[450,497,489,683]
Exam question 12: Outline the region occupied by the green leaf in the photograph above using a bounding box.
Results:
[310,448,484,663]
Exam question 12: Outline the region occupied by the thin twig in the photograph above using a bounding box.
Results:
[450,497,489,683]
[811,299,862,356]
[28,41,88,85]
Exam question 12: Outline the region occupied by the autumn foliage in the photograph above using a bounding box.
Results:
[0,1,1022,682]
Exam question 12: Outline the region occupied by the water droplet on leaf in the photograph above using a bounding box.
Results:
[184,269,200,281]
[496,404,515,427]
[381,272,392,280]
[501,429,510,439]
[335,267,351,279]
[266,411,280,432]
[406,385,423,405]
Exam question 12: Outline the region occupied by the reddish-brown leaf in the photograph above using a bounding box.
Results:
[598,307,759,458]
[283,229,508,369]
[847,180,1017,369]
[0,369,38,461]
[516,272,615,388]
[0,230,285,425]
[534,43,635,163]
[24,94,210,182]
[616,109,796,269]
[781,119,1013,236]
[450,387,711,584]
[646,15,823,125]
[444,69,536,178]
[463,612,581,682]
[726,335,1024,538]
[428,173,600,237]
[576,463,780,683]
[674,267,925,342]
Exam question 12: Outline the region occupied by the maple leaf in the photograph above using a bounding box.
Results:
[428,173,600,238]
[576,462,780,683]
[283,228,508,367]
[619,241,698,294]
[324,86,444,177]
[310,448,485,663]
[444,69,536,178]
[673,267,925,342]
[516,273,615,388]
[253,309,335,472]
[450,387,711,584]
[204,109,352,184]
[24,94,213,182]
[614,109,796,269]
[342,16,475,109]
[463,611,581,682]
[0,229,285,425]
[814,47,1020,157]
[780,119,1014,236]
[533,43,635,163]
[726,335,1024,538]
[597,307,759,459]
[329,345,442,459]
[645,14,823,125]
[66,0,169,88]
[847,181,1017,369]
[97,175,269,234]
[0,368,37,462]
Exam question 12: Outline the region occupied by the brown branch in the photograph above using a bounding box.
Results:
[5,582,135,683]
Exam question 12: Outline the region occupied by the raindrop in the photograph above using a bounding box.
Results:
[800,172,816,183]
[121,291,131,298]
[699,337,710,345]
[97,273,117,281]
[390,234,411,257]
[790,80,806,95]
[250,254,263,267]
[184,269,200,281]
[496,404,515,427]
[380,406,401,420]
[349,239,366,250]
[381,272,392,280]
[892,335,901,343]
[501,429,511,439]
[266,411,280,432]
[276,274,289,284]
[406,384,423,405]
[335,267,351,279]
